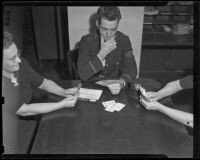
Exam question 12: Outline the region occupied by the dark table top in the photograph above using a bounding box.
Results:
[30,80,193,157]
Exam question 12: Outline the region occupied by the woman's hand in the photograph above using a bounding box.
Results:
[145,91,161,101]
[139,96,162,111]
[60,93,79,108]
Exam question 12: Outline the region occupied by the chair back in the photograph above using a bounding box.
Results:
[66,48,80,79]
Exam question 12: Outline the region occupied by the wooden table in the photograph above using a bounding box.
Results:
[30,81,193,157]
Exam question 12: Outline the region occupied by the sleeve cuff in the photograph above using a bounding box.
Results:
[120,78,126,88]
[121,74,132,84]
[97,54,106,67]
[89,56,104,74]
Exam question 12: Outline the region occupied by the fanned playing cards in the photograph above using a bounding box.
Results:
[102,100,125,112]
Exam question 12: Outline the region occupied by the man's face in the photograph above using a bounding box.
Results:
[3,43,21,73]
[98,17,119,42]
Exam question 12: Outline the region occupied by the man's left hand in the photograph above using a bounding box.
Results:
[106,79,124,95]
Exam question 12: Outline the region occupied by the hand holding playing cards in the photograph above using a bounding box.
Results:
[63,83,82,97]
[107,82,122,95]
[145,91,161,101]
[139,96,162,111]
[60,93,79,108]
[63,88,77,98]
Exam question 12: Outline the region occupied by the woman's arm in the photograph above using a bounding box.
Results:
[140,97,193,128]
[146,80,183,101]
[157,103,193,128]
[38,78,76,97]
[16,95,78,116]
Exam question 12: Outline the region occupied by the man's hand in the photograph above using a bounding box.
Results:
[139,96,162,111]
[107,81,122,95]
[98,36,117,60]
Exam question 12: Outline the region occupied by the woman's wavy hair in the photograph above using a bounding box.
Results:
[3,31,14,49]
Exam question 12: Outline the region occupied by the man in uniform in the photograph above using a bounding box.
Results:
[77,6,137,94]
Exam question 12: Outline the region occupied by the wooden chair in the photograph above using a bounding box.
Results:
[65,48,80,80]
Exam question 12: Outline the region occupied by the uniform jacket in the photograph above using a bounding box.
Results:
[77,31,137,84]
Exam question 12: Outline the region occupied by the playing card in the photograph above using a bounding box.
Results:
[95,81,106,86]
[102,100,116,112]
[115,103,126,111]
[102,100,116,108]
[139,86,150,101]
[105,106,115,112]
[139,86,147,97]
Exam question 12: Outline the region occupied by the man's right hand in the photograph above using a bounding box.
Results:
[98,36,117,60]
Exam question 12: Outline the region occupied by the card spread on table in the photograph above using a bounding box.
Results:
[102,100,125,112]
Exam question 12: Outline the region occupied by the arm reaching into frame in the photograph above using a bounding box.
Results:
[38,78,77,98]
[16,94,79,116]
[140,97,193,128]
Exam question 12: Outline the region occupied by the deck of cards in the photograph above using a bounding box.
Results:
[102,100,126,112]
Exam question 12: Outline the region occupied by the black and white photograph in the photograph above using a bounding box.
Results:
[2,1,199,158]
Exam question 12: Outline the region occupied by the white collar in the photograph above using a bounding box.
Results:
[3,72,19,87]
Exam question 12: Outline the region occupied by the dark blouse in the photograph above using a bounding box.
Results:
[2,58,44,115]
[179,75,193,89]
[2,58,44,153]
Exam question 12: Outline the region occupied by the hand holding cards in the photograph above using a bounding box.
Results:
[138,85,150,102]
[134,84,150,102]
[102,100,125,112]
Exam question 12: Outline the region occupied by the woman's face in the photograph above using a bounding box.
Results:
[3,43,21,74]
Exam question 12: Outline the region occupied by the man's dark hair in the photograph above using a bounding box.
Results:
[97,6,121,24]
[3,31,14,49]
